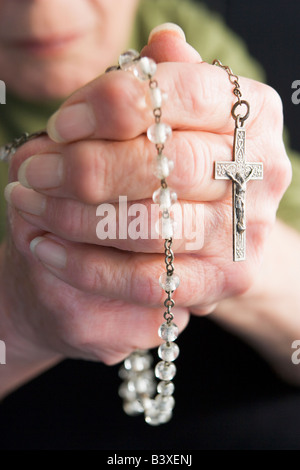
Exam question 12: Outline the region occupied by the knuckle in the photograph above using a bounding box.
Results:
[65,142,109,204]
[250,219,273,262]
[78,255,106,293]
[49,199,88,241]
[261,83,284,131]
[232,263,256,296]
[62,319,101,359]
[60,314,126,365]
[129,261,162,306]
[191,303,218,316]
[266,145,292,200]
[171,134,208,195]
[99,73,143,139]
[275,152,293,197]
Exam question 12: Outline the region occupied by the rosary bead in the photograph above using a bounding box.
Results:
[118,381,137,401]
[152,154,174,179]
[156,411,172,424]
[144,399,173,426]
[124,353,152,372]
[147,122,172,144]
[123,399,144,416]
[133,57,157,80]
[116,49,180,426]
[152,187,177,209]
[132,374,156,395]
[155,361,177,381]
[155,394,175,412]
[145,401,170,426]
[148,86,162,109]
[159,272,180,292]
[118,49,140,70]
[157,382,175,397]
[118,365,134,380]
[144,400,160,425]
[146,87,168,110]
[158,321,179,341]
[158,342,180,362]
[157,381,175,396]
[155,213,176,239]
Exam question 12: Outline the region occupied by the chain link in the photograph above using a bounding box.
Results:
[163,238,175,324]
[0,130,48,163]
[212,59,250,125]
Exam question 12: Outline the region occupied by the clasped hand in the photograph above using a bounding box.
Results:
[3,31,291,367]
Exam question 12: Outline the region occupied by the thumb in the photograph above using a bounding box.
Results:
[141,23,202,63]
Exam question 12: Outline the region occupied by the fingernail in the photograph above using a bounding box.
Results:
[30,236,67,269]
[18,154,63,189]
[4,182,46,216]
[4,181,20,204]
[148,23,186,43]
[47,103,96,143]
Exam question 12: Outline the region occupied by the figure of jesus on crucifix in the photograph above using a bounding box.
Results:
[226,168,254,234]
[215,127,263,261]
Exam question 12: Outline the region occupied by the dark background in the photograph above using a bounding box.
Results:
[1,0,300,452]
[200,0,300,152]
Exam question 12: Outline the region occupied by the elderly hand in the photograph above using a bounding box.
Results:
[2,27,291,391]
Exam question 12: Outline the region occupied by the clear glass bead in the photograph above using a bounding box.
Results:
[157,381,175,396]
[147,87,168,109]
[152,187,177,210]
[148,86,162,109]
[147,123,172,144]
[155,213,176,239]
[155,361,177,381]
[152,155,174,179]
[157,410,172,424]
[123,399,144,416]
[159,272,180,292]
[144,400,172,426]
[118,49,140,70]
[118,365,134,380]
[133,57,157,80]
[155,394,175,412]
[132,374,156,395]
[144,401,160,426]
[124,353,152,372]
[140,396,153,411]
[118,382,137,401]
[158,322,179,341]
[158,342,180,362]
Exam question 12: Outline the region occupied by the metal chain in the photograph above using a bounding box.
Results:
[163,238,175,324]
[113,50,179,425]
[212,59,250,126]
[149,76,176,327]
[0,130,47,163]
[164,238,174,275]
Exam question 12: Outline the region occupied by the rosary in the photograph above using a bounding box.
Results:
[106,52,264,425]
[0,51,263,427]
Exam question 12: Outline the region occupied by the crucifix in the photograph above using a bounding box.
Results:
[215,124,263,261]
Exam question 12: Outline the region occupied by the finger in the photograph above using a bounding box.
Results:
[5,182,209,253]
[7,149,279,256]
[16,131,234,203]
[141,23,202,63]
[6,206,190,364]
[45,60,274,144]
[28,232,259,310]
[16,120,286,207]
[6,181,274,258]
